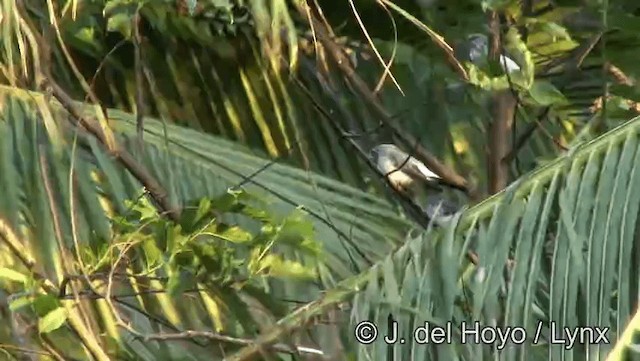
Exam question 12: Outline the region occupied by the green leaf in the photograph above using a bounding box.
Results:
[529,80,568,106]
[104,1,138,40]
[274,209,320,254]
[130,197,159,221]
[481,0,518,12]
[38,307,68,334]
[194,197,212,224]
[142,237,163,267]
[251,254,316,279]
[0,267,28,284]
[504,27,534,87]
[107,13,133,39]
[218,225,253,244]
[9,295,34,311]
[212,0,233,9]
[33,295,62,316]
[525,19,572,41]
[179,197,213,232]
[167,269,195,297]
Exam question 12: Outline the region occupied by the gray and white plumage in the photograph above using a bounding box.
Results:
[369,144,441,193]
[467,33,520,74]
[423,194,460,225]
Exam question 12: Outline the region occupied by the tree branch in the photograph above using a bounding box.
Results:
[486,13,517,195]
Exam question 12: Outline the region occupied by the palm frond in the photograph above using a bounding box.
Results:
[226,113,640,360]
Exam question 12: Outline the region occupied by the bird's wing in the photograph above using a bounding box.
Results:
[500,55,520,73]
[404,158,441,181]
[377,156,399,175]
[423,196,460,226]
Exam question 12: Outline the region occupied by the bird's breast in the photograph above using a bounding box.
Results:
[387,170,414,188]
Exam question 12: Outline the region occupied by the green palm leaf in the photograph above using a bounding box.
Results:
[0,85,412,359]
[226,113,640,360]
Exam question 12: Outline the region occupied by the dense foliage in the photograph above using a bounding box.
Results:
[1,0,640,360]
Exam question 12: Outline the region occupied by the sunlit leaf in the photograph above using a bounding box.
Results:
[38,307,68,334]
[529,80,568,106]
[0,267,28,284]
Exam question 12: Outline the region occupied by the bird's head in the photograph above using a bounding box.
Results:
[467,33,488,61]
[468,33,487,43]
[368,146,379,161]
[369,143,396,161]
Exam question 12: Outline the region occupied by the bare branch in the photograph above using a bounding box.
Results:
[142,330,324,356]
[486,13,517,195]
[133,9,146,153]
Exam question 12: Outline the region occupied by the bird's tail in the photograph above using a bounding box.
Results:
[434,179,468,193]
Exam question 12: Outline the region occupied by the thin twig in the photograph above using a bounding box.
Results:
[58,287,209,300]
[142,330,324,356]
[85,39,127,104]
[503,107,551,163]
[39,147,100,335]
[0,344,54,358]
[133,8,146,154]
[538,33,602,75]
[377,0,468,81]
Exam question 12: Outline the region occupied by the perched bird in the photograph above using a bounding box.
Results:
[466,33,520,74]
[369,144,450,196]
[423,194,461,226]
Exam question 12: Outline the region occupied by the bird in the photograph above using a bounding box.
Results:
[369,144,453,196]
[422,194,461,226]
[466,33,520,74]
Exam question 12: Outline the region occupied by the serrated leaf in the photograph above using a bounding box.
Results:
[0,267,28,284]
[38,307,68,334]
[504,27,534,87]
